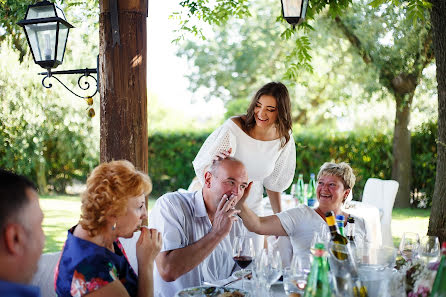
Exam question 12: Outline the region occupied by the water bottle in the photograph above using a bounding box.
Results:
[296,173,306,205]
[336,214,345,236]
[307,173,317,207]
[303,243,332,297]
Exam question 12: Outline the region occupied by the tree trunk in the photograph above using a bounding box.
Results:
[99,0,148,174]
[428,0,446,244]
[392,92,413,208]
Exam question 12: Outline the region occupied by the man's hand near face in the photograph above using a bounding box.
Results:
[210,194,240,238]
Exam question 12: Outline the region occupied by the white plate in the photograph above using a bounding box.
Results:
[232,270,282,285]
[175,286,249,297]
[232,269,252,280]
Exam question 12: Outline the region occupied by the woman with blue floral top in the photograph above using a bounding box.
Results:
[55,160,162,297]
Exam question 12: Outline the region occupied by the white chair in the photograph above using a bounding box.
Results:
[362,178,399,247]
[31,251,61,297]
[119,232,140,275]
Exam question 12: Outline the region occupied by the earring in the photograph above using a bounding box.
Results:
[112,222,116,231]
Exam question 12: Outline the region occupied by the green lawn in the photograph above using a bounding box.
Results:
[391,207,431,247]
[40,195,432,253]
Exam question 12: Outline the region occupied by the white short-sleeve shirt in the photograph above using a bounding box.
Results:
[276,205,368,255]
[148,191,242,297]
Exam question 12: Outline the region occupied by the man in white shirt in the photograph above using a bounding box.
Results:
[148,157,250,297]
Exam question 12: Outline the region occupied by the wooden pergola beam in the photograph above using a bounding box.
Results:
[99,0,148,174]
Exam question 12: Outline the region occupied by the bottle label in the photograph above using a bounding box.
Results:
[326,215,336,226]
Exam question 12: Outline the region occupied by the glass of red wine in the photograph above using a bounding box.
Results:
[233,236,254,289]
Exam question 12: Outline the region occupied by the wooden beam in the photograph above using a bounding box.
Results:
[99,0,148,174]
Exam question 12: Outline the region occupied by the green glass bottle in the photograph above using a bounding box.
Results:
[431,242,446,297]
[303,243,332,297]
[307,173,317,207]
[297,173,306,205]
[336,214,345,236]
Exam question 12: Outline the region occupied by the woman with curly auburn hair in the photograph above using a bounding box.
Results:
[55,160,162,297]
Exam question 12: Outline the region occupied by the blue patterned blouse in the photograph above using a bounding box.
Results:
[54,226,138,297]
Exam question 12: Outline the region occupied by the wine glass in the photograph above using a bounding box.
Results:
[291,251,312,274]
[310,224,330,253]
[399,232,420,261]
[283,267,307,296]
[284,252,311,296]
[419,235,440,264]
[257,248,282,296]
[233,236,254,289]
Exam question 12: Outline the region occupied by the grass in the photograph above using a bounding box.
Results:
[391,207,431,247]
[40,195,432,253]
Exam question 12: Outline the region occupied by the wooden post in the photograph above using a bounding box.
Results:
[99,0,148,174]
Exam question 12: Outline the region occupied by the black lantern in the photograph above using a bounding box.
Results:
[281,0,309,28]
[17,0,99,106]
[17,0,73,70]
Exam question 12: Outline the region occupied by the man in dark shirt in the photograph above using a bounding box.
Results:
[0,169,45,297]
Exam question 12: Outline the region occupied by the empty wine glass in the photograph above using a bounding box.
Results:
[310,224,330,253]
[257,248,282,296]
[233,236,254,289]
[399,232,420,262]
[291,251,312,274]
[283,267,308,297]
[419,235,440,264]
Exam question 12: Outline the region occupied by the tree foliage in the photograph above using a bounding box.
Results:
[0,42,98,193]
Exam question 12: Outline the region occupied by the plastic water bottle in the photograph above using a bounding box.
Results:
[296,173,306,205]
[307,173,317,207]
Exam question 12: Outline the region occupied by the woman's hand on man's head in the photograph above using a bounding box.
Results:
[214,148,232,161]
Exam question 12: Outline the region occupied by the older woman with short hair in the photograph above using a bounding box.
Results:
[236,162,369,256]
[55,160,162,297]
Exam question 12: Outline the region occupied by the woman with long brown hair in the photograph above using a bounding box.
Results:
[193,82,296,251]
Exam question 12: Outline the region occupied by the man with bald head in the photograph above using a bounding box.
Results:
[148,157,250,297]
[0,169,45,297]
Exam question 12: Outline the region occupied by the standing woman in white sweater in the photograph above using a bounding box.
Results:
[192,82,296,251]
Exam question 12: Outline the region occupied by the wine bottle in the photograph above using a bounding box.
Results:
[336,214,345,236]
[325,211,348,251]
[297,173,306,205]
[303,243,332,297]
[431,242,446,297]
[346,216,356,248]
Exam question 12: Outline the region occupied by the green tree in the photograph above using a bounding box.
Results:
[177,0,434,208]
[0,41,98,193]
[332,2,433,207]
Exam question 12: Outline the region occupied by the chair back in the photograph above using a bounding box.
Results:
[362,178,399,246]
[31,251,61,297]
[119,232,140,275]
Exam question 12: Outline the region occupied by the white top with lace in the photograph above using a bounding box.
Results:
[192,118,296,214]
